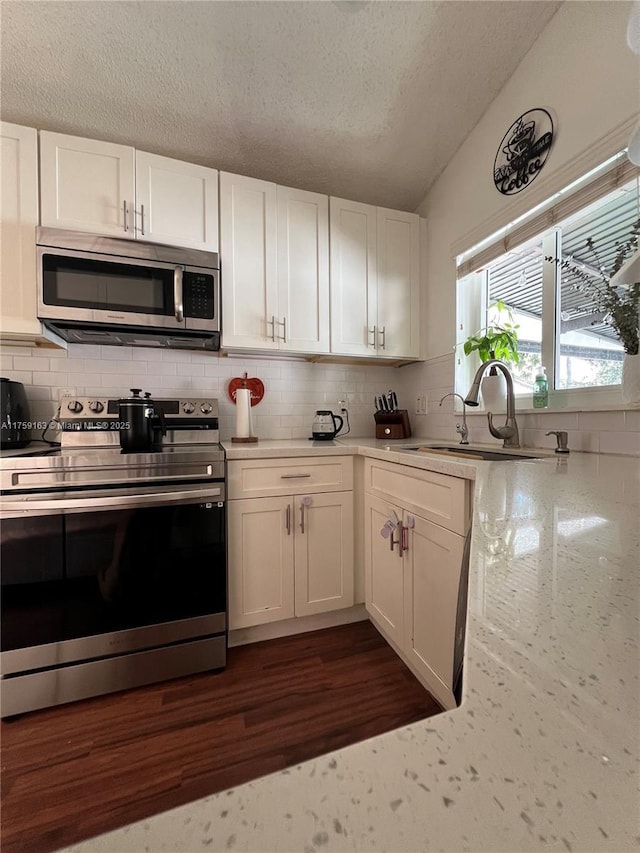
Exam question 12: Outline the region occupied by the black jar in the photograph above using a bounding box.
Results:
[118,389,165,454]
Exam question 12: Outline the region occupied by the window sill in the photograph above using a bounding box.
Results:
[513,403,639,414]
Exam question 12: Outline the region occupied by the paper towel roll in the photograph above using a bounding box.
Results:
[235,388,252,438]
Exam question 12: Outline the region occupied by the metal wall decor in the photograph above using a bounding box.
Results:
[493,108,554,196]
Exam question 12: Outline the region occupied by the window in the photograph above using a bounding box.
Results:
[456,154,639,408]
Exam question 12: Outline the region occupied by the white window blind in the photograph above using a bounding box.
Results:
[457,153,640,279]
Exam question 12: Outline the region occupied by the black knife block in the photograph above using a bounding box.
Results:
[374,410,411,440]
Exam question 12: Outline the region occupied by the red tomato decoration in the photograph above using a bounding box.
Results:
[228,374,265,407]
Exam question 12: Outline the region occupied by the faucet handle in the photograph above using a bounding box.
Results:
[546,430,570,454]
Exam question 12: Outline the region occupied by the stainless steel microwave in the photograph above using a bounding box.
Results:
[36,228,221,350]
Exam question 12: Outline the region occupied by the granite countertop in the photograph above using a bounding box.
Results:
[63,441,639,853]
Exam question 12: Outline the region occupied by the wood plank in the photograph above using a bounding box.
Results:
[0,620,442,853]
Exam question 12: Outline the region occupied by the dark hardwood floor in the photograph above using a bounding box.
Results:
[0,620,442,853]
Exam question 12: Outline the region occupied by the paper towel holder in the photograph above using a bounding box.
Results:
[230,373,260,443]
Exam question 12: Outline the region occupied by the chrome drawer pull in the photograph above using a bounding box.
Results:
[280,473,311,479]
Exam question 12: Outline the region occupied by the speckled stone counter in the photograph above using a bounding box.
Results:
[62,443,640,853]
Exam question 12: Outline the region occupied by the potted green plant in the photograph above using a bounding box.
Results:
[462,301,520,411]
[462,300,521,364]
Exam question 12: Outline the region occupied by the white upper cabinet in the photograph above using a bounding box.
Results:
[40,132,218,250]
[276,185,329,353]
[135,151,218,251]
[40,132,135,238]
[0,122,62,346]
[330,197,420,360]
[376,206,420,358]
[329,198,377,356]
[220,173,329,353]
[220,172,279,350]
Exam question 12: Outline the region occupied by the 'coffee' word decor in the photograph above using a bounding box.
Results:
[493,108,554,196]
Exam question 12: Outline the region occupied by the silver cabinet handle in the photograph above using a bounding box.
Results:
[286,503,291,535]
[401,524,408,553]
[277,316,287,343]
[280,473,311,479]
[267,315,276,342]
[123,200,129,232]
[300,502,305,534]
[140,203,145,236]
[390,523,403,556]
[368,325,377,347]
[378,325,386,350]
[174,266,184,322]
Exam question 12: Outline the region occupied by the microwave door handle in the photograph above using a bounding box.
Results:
[174,266,184,323]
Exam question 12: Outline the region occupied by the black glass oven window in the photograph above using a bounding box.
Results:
[1,515,65,651]
[1,501,226,652]
[42,254,174,315]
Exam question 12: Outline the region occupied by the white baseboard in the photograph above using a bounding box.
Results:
[228,604,368,648]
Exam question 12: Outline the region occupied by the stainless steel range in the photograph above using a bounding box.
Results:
[0,394,226,717]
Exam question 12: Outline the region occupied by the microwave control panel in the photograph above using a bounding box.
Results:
[184,273,215,319]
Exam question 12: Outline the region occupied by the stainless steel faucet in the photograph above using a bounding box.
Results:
[439,393,469,444]
[464,359,520,448]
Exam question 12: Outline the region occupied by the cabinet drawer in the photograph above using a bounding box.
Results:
[228,456,353,499]
[364,458,469,535]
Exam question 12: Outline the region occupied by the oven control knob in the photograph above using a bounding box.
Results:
[200,403,213,415]
[67,400,83,414]
[88,400,104,414]
[182,401,196,414]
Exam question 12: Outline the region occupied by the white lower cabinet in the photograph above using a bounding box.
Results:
[228,457,354,630]
[364,459,470,709]
[365,495,405,648]
[403,510,465,694]
[228,496,295,627]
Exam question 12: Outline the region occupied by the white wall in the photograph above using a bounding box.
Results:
[420,0,638,359]
[398,0,640,454]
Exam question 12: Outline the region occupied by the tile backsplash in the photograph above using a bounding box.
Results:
[3,345,638,454]
[397,353,640,456]
[0,344,399,441]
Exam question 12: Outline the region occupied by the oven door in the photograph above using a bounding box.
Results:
[1,484,226,671]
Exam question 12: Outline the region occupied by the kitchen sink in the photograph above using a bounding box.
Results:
[400,445,543,462]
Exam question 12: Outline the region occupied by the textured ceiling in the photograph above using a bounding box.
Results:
[0,1,561,210]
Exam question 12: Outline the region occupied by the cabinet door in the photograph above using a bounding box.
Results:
[0,123,41,340]
[376,207,420,358]
[220,172,278,349]
[277,186,329,353]
[228,497,294,629]
[329,197,377,356]
[403,512,464,692]
[364,494,404,647]
[135,151,219,251]
[294,491,354,617]
[40,132,135,238]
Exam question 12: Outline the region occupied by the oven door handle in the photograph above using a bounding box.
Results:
[2,486,225,516]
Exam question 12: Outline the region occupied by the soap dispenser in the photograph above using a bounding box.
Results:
[533,366,549,409]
